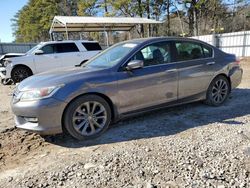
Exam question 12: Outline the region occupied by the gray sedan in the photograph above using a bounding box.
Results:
[11,37,243,140]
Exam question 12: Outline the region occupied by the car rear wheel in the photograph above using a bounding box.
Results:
[205,75,230,106]
[11,66,32,83]
[63,95,111,140]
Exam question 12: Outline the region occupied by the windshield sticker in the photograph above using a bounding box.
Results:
[123,43,137,48]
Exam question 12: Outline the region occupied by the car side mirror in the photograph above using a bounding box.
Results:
[125,60,144,71]
[34,50,44,55]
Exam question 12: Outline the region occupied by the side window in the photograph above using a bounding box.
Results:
[82,43,102,51]
[132,42,171,67]
[175,42,204,61]
[55,43,79,53]
[203,45,213,58]
[40,44,55,54]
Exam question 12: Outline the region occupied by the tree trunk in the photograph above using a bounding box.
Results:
[138,0,144,37]
[146,0,151,37]
[193,7,198,36]
[166,0,171,35]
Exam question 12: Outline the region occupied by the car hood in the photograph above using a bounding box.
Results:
[17,66,104,91]
[0,53,25,60]
[6,54,30,62]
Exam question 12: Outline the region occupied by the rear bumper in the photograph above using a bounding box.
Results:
[230,67,243,89]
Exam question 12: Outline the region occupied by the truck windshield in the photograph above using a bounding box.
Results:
[85,42,138,68]
[26,43,43,55]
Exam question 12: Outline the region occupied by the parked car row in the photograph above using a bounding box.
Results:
[0,40,102,84]
[10,37,243,140]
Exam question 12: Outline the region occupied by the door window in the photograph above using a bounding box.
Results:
[82,43,102,51]
[132,42,171,67]
[203,45,213,58]
[40,44,55,54]
[55,43,79,53]
[175,42,204,61]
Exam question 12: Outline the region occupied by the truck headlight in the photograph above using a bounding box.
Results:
[4,60,11,67]
[19,85,63,101]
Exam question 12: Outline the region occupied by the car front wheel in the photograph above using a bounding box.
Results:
[63,95,111,140]
[11,66,32,83]
[205,75,230,106]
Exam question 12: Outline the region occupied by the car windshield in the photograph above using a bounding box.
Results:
[25,43,43,55]
[85,42,138,68]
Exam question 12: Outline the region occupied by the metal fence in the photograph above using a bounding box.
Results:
[192,31,250,57]
[0,43,37,55]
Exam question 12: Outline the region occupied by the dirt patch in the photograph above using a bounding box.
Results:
[0,128,47,170]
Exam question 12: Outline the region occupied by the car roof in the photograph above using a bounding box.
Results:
[40,40,99,45]
[124,37,213,47]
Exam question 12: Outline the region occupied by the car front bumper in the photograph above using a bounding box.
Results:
[12,97,68,135]
[0,67,6,80]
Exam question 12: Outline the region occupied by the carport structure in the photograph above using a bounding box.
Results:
[49,16,162,46]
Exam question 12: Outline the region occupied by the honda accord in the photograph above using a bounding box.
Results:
[11,37,243,140]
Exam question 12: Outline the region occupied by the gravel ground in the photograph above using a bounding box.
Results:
[0,58,250,188]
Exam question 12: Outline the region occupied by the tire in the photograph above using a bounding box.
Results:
[11,66,32,83]
[205,75,230,106]
[63,95,112,140]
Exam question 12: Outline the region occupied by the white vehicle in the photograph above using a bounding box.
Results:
[0,40,102,84]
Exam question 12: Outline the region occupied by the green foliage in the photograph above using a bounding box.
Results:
[13,0,61,42]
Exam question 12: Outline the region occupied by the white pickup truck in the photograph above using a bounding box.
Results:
[0,40,102,84]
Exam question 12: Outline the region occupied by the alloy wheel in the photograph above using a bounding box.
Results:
[72,101,107,136]
[211,79,228,104]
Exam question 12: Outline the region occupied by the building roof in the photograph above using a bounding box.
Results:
[50,16,162,33]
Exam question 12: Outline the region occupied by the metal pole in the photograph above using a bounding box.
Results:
[65,24,69,40]
[147,24,150,37]
[106,31,109,47]
[242,31,247,57]
[104,25,109,47]
[128,31,131,40]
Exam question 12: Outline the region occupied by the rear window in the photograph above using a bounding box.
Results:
[175,41,213,61]
[82,43,102,51]
[55,43,79,53]
[203,45,213,58]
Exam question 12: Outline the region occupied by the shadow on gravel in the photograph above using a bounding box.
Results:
[44,88,250,148]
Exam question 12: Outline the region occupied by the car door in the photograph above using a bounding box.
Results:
[116,41,178,114]
[173,41,216,99]
[55,43,82,67]
[34,44,61,73]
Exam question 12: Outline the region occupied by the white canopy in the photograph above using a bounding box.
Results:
[50,16,162,34]
[50,16,163,46]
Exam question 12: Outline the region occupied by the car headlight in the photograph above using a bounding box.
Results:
[19,85,63,101]
[4,60,11,67]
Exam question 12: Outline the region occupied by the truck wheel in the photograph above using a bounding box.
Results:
[11,66,32,83]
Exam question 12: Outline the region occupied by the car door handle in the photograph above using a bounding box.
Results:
[165,69,177,73]
[206,62,215,65]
